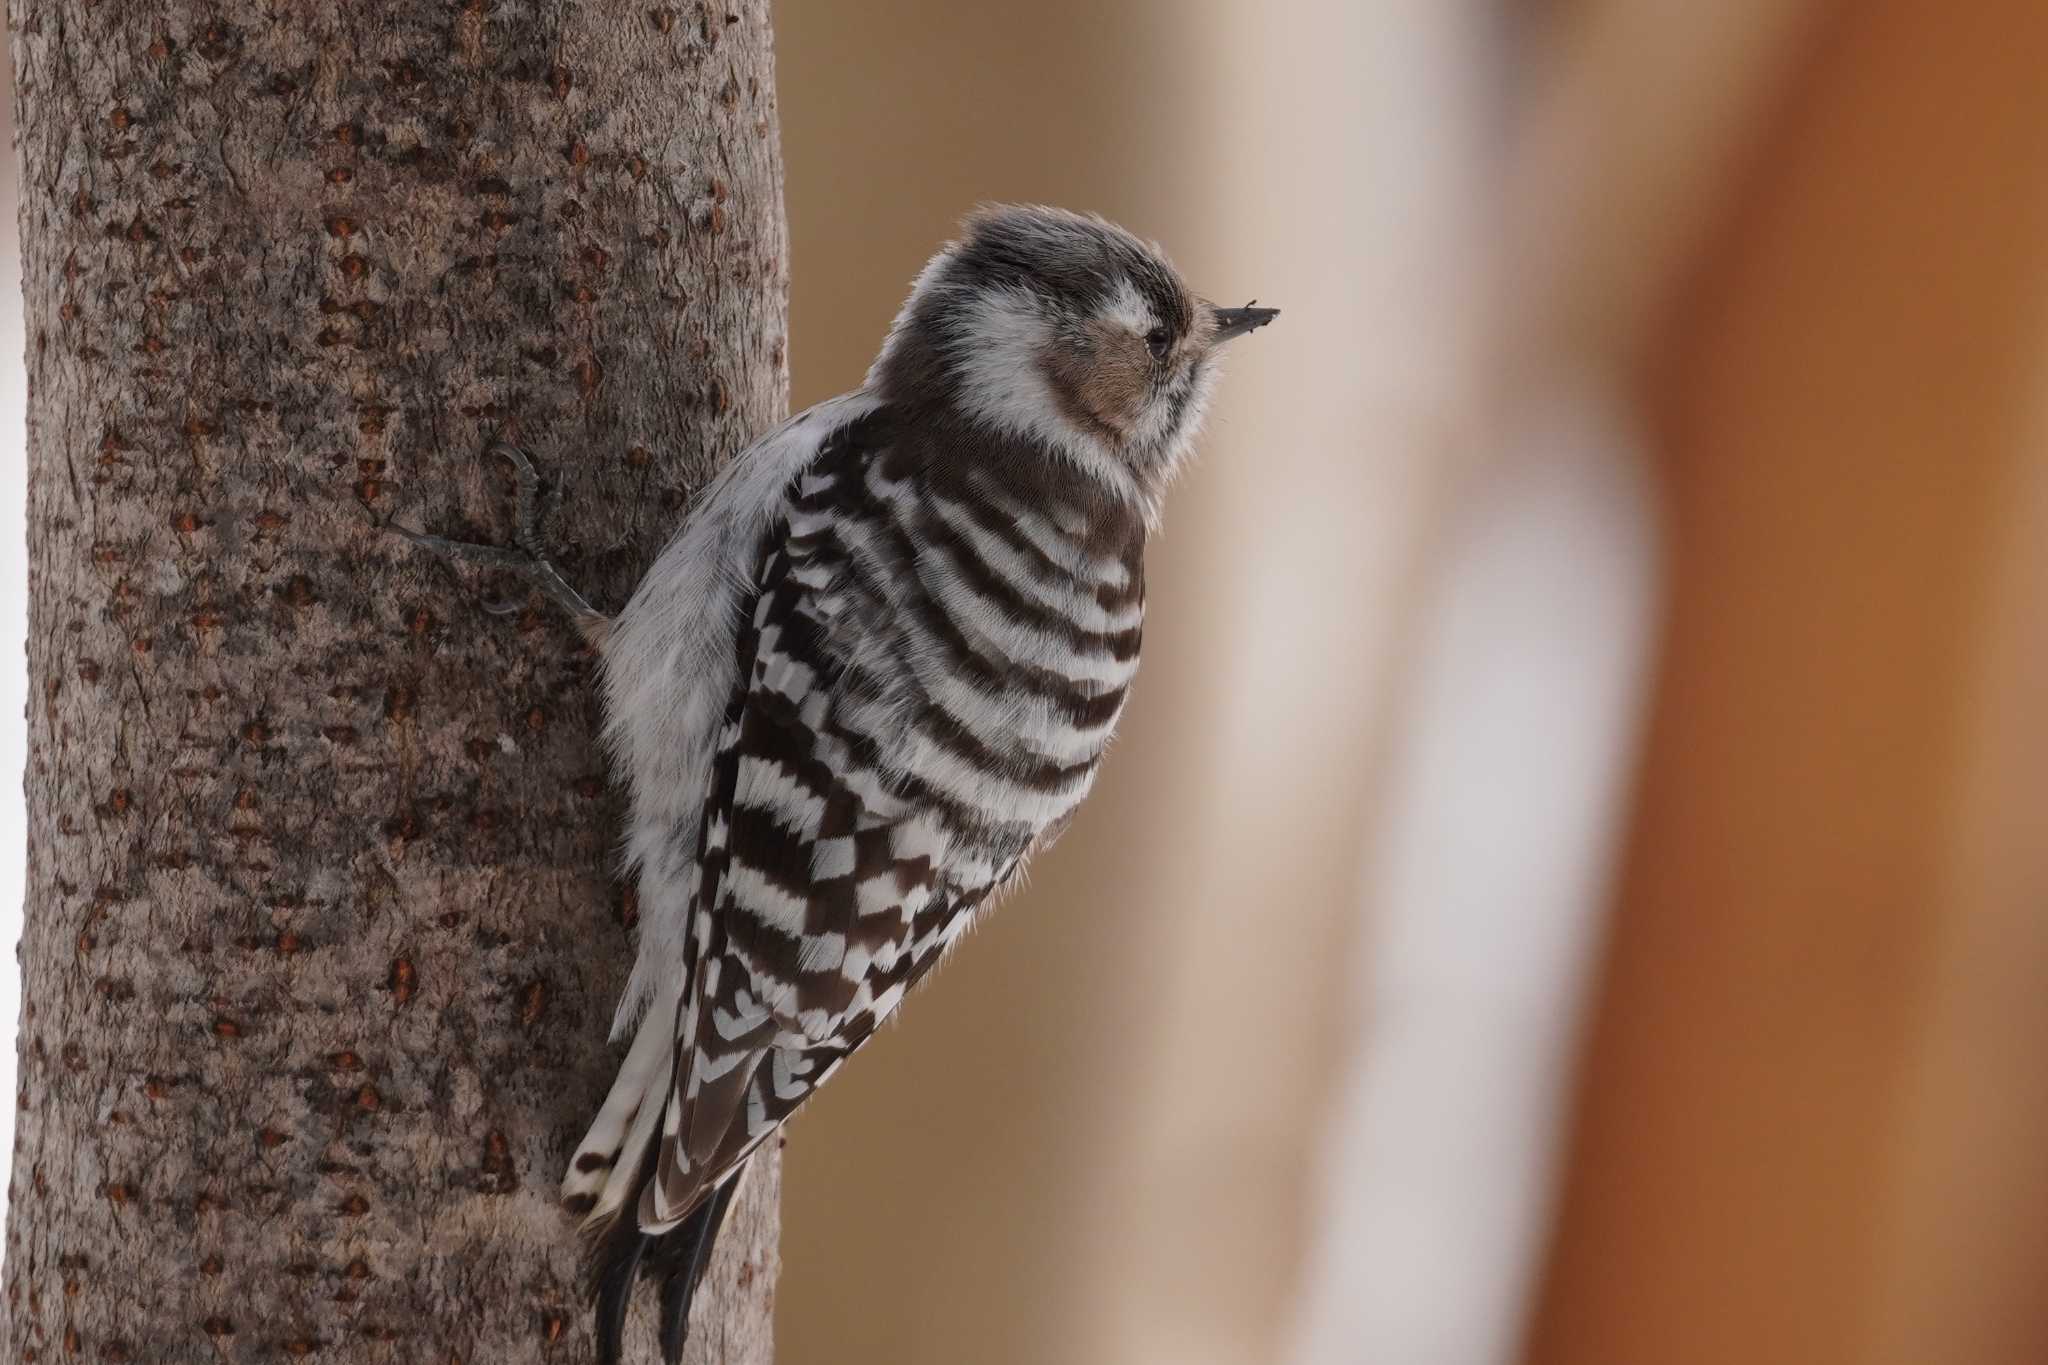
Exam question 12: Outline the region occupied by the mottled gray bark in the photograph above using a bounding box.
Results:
[8,4,788,1362]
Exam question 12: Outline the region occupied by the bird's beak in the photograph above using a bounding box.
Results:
[1209,301,1280,344]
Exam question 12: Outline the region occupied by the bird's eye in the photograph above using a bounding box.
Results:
[1144,326,1171,361]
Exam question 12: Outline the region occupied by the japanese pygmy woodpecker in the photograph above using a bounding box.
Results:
[398,204,1277,1362]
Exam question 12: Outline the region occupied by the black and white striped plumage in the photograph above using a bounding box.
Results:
[558,205,1275,1360]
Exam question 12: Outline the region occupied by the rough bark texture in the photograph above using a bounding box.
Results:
[7,4,788,1362]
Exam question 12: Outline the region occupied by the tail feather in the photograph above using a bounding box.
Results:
[563,986,678,1221]
[582,1161,742,1365]
[570,989,747,1363]
[591,1215,652,1365]
[652,1179,741,1364]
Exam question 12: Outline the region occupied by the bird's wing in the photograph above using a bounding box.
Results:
[597,390,889,1039]
[640,410,967,1229]
[562,394,893,1234]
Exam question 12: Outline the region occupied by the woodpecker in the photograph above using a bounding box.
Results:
[397,205,1275,1362]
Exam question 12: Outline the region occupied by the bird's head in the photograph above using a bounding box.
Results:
[869,204,1277,518]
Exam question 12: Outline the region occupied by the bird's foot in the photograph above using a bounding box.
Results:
[391,445,611,642]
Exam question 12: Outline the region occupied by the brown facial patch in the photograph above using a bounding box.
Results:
[1040,318,1151,446]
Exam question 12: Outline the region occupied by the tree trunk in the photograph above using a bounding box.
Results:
[7,4,787,1362]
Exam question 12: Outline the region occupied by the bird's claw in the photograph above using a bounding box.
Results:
[389,445,605,629]
[492,444,556,559]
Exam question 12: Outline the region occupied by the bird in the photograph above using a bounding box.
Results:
[395,204,1276,1363]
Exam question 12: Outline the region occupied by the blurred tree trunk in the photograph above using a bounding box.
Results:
[7,4,787,1362]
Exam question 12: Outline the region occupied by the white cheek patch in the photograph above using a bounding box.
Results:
[945,286,1145,509]
[948,286,1061,442]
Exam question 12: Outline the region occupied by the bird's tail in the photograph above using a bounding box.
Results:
[564,991,744,1364]
[562,985,677,1229]
[583,1160,741,1364]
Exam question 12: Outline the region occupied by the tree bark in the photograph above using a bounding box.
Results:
[7,4,787,1362]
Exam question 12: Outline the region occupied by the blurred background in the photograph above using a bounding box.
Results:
[7,0,2048,1361]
